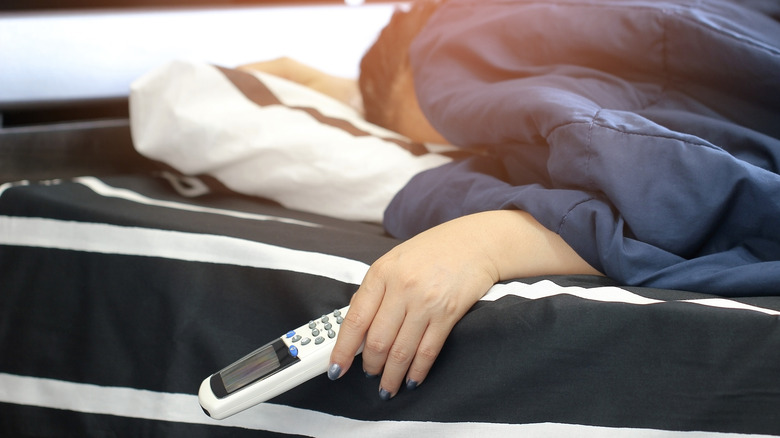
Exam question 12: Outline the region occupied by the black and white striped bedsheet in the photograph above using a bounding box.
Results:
[1,174,779,437]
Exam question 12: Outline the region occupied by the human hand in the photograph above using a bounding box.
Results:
[237,57,362,112]
[327,212,500,400]
[327,210,601,400]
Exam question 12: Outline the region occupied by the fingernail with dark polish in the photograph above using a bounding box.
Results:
[406,379,419,391]
[378,387,392,401]
[364,370,378,379]
[327,363,341,381]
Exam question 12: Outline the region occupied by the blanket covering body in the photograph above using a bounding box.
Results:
[385,0,780,295]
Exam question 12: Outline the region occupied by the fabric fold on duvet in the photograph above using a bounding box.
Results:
[384,0,780,295]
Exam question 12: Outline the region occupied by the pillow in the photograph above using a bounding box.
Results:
[129,60,454,222]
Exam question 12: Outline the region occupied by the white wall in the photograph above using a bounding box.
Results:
[0,3,397,107]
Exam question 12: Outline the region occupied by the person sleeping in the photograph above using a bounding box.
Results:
[138,0,780,402]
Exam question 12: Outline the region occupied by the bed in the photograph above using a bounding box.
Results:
[2,1,780,437]
[2,169,780,437]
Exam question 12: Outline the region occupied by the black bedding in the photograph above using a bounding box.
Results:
[2,173,780,437]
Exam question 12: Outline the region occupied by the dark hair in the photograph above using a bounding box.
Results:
[358,0,443,130]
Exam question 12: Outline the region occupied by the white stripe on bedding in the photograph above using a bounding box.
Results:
[2,215,778,316]
[485,280,780,316]
[678,298,780,316]
[72,176,321,228]
[0,215,368,286]
[1,372,774,438]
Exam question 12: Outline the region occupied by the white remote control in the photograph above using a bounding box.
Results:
[199,305,357,420]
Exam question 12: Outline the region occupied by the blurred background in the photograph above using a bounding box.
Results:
[0,0,398,125]
[0,0,399,181]
[0,0,386,10]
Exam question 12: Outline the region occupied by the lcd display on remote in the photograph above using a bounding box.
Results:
[219,341,282,394]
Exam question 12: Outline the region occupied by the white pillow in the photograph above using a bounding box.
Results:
[129,60,453,222]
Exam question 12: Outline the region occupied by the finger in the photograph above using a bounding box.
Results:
[328,269,385,380]
[375,312,429,400]
[360,296,409,378]
[402,319,454,391]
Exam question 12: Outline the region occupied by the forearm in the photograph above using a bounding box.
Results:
[440,209,602,282]
[329,208,601,400]
[237,57,362,112]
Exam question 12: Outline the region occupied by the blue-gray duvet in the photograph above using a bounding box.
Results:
[385,0,780,295]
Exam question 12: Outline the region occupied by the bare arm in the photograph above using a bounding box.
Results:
[238,57,362,112]
[328,209,601,400]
